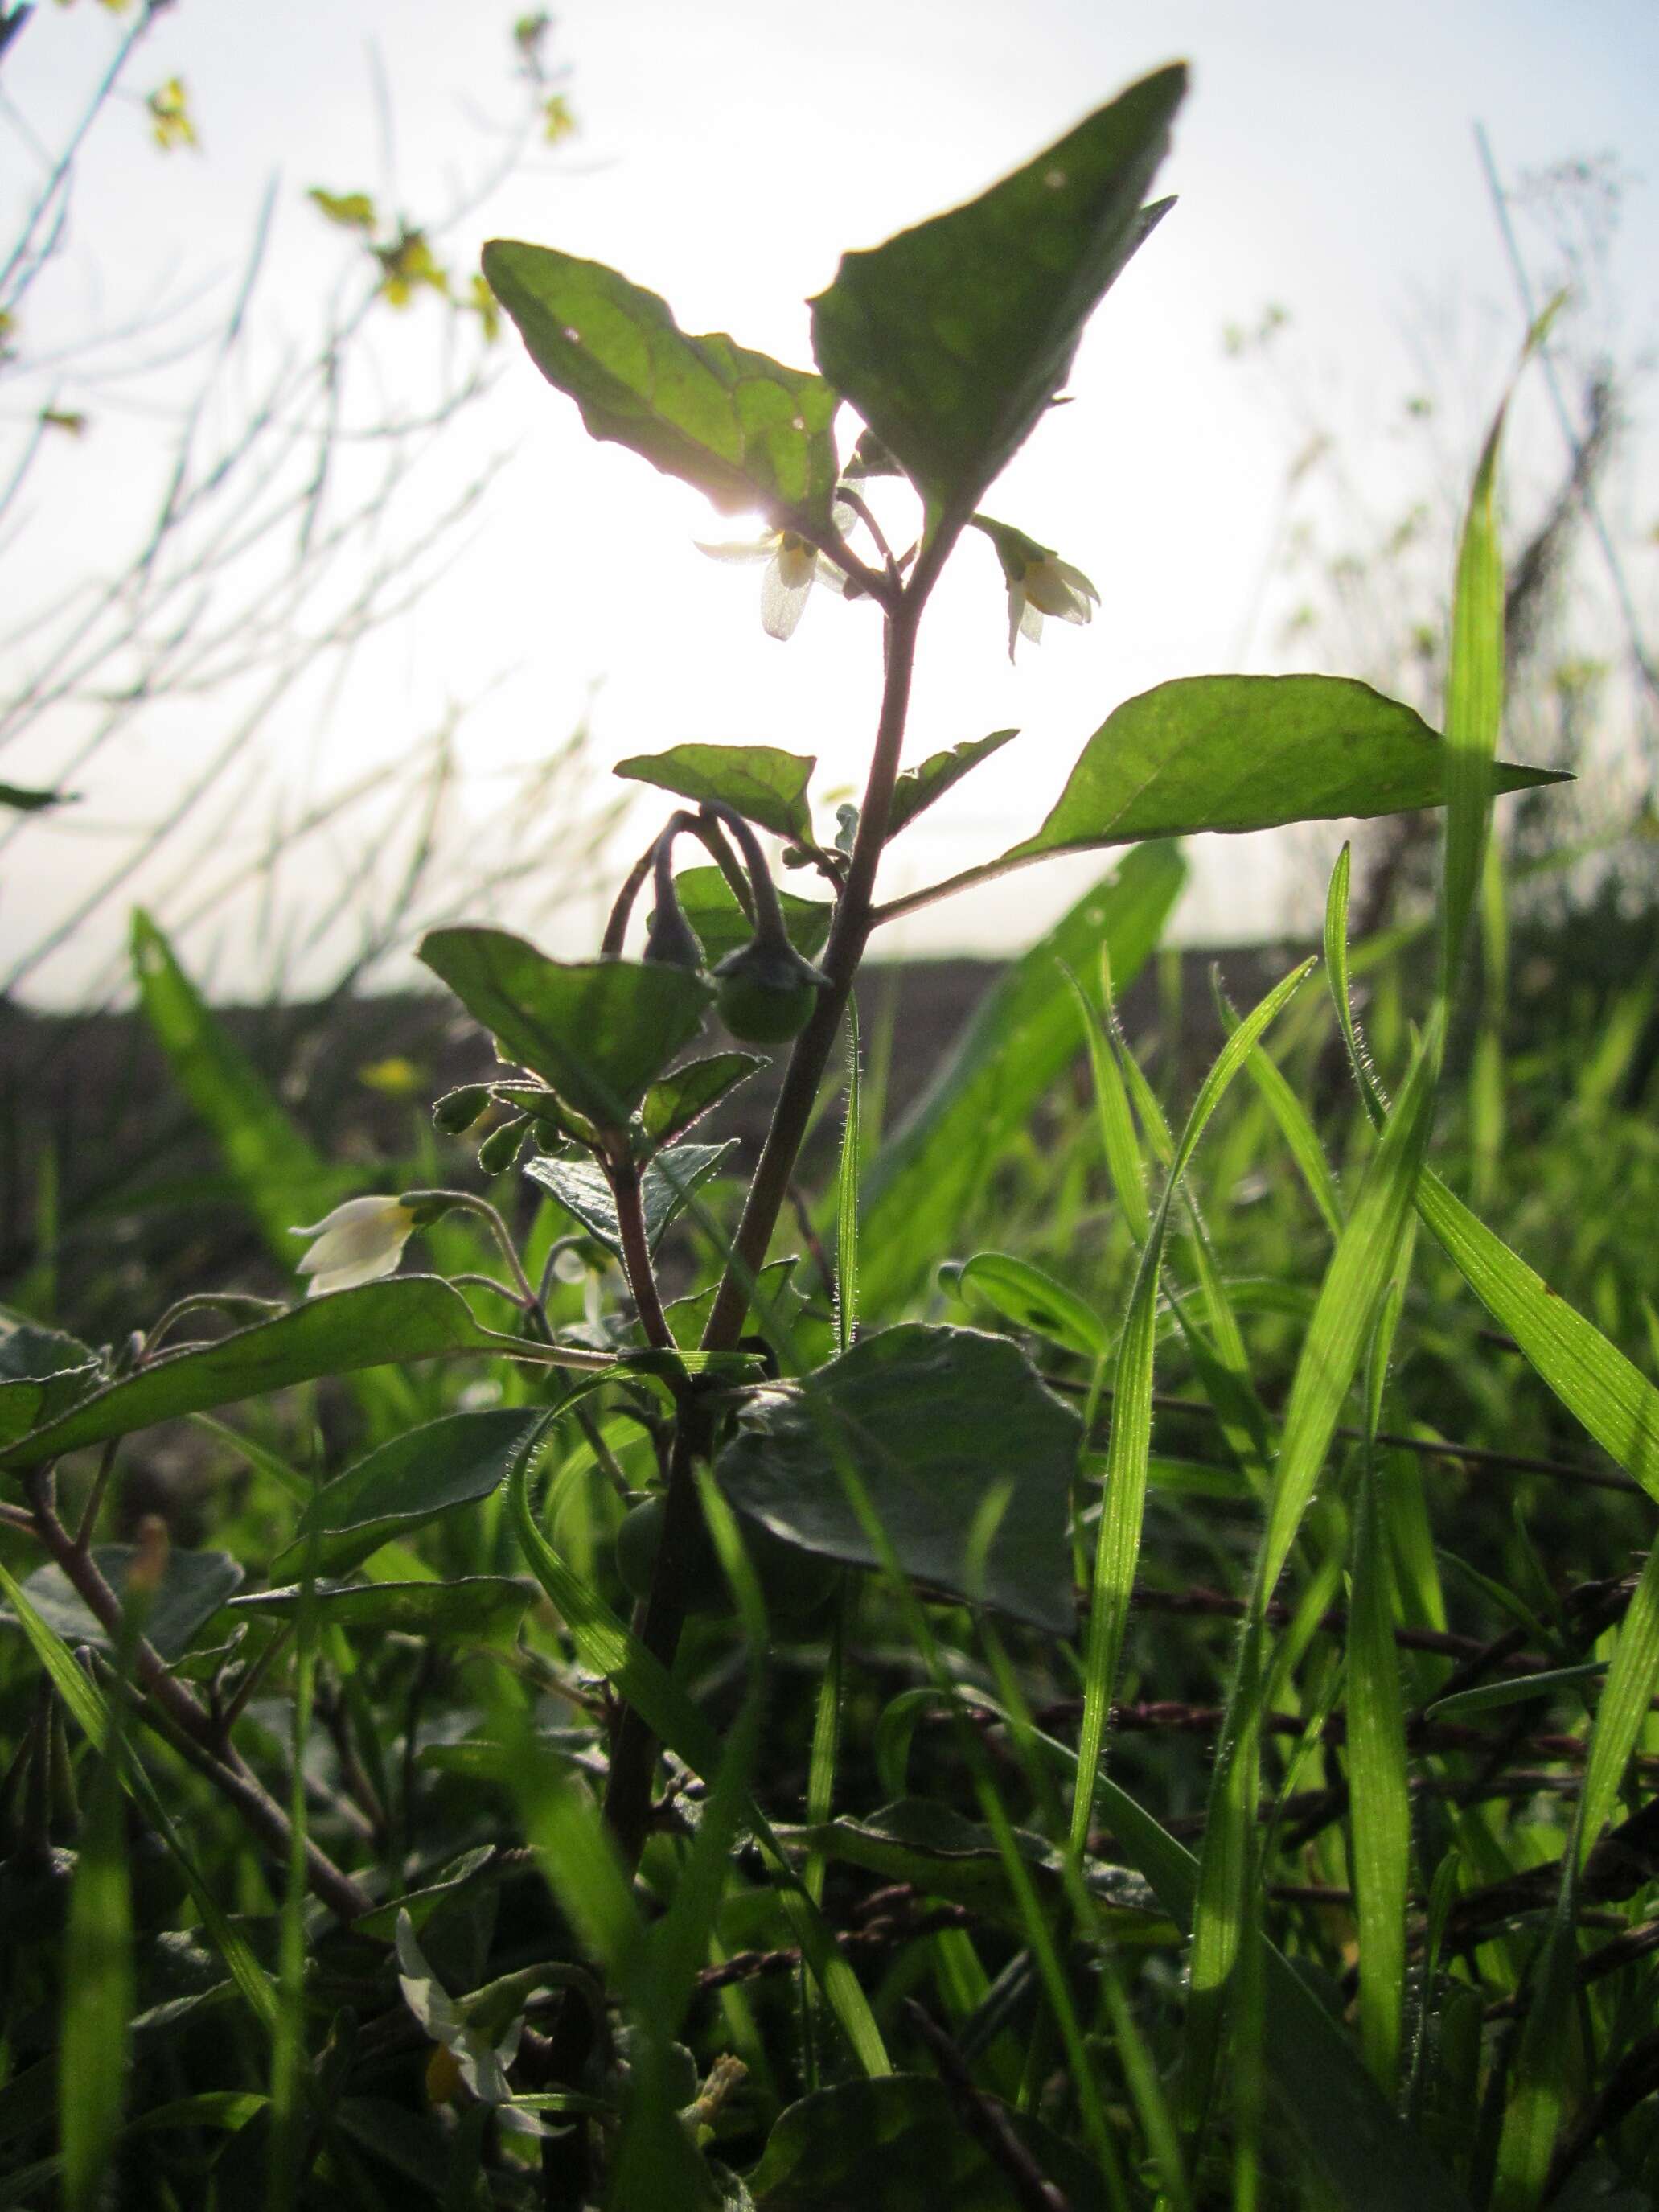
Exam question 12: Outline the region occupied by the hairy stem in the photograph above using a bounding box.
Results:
[606,1158,673,1351]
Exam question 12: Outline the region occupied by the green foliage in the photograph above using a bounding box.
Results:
[483,240,841,522]
[418,924,714,1129]
[885,730,1019,841]
[809,68,1184,519]
[3,65,1632,2212]
[1002,674,1564,866]
[614,742,818,844]
[714,1324,1081,1631]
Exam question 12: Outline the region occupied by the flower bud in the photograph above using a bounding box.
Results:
[433,1083,491,1135]
[476,1114,528,1176]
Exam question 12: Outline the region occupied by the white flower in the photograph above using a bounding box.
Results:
[290,1195,416,1296]
[395,1911,546,2136]
[697,521,847,642]
[975,516,1099,661]
[1005,551,1098,660]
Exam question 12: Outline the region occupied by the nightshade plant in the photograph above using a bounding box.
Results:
[17,60,1659,2212]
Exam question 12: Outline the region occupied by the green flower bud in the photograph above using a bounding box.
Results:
[643,816,708,972]
[432,1083,491,1135]
[476,1113,528,1176]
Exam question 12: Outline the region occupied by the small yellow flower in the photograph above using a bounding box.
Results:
[290,1196,416,1296]
[697,524,847,642]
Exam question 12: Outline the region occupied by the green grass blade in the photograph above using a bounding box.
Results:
[60,1619,140,2211]
[1213,972,1344,1236]
[1439,372,1506,1001]
[1349,1425,1411,2095]
[1062,959,1150,1244]
[1068,958,1313,1863]
[1578,1537,1659,1860]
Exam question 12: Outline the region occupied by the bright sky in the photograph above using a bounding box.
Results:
[3,0,1655,999]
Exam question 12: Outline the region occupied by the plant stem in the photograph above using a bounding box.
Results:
[700,538,947,1355]
[606,1158,673,1351]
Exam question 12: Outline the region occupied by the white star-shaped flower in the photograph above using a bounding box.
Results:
[697,520,848,641]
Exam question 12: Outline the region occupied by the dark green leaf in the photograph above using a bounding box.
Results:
[639,1051,763,1150]
[614,743,816,844]
[886,732,1018,841]
[1000,676,1565,864]
[810,69,1183,516]
[524,1141,737,1261]
[715,1324,1081,1632]
[0,1278,507,1468]
[4,1546,244,1662]
[858,843,1183,1314]
[228,1577,531,1639]
[750,2075,1119,2211]
[418,927,712,1130]
[0,1319,101,1451]
[0,782,73,812]
[273,1408,552,1580]
[482,240,840,523]
[671,865,831,969]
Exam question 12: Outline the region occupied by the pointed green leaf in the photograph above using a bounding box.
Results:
[0,1278,519,1468]
[886,732,1018,841]
[715,1324,1081,1632]
[810,68,1184,515]
[418,926,713,1130]
[483,240,840,523]
[1001,676,1565,865]
[614,742,816,843]
[273,1408,553,1579]
[524,1141,737,1260]
[639,1050,762,1150]
[132,910,345,1254]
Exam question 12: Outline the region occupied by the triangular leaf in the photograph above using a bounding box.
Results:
[639,1052,763,1151]
[810,69,1183,515]
[887,732,1018,841]
[614,743,816,844]
[418,926,712,1132]
[524,1141,738,1260]
[273,1408,554,1580]
[714,1324,1081,1632]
